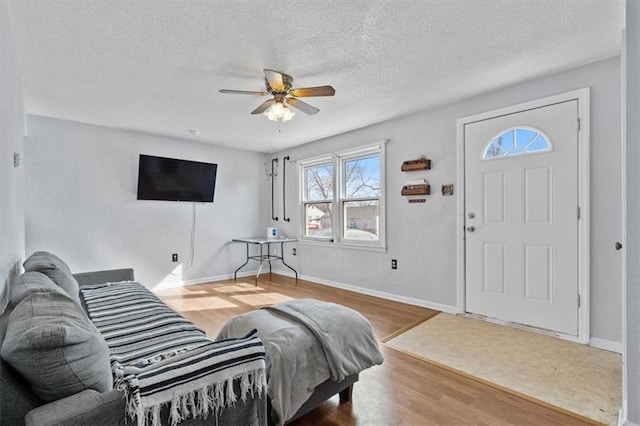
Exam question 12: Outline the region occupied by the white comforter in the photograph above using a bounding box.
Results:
[215,299,383,425]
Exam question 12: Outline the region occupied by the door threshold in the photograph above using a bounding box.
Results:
[461,312,581,344]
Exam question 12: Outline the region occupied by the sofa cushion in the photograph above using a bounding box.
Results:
[23,251,80,304]
[0,303,42,426]
[0,290,113,402]
[10,271,67,306]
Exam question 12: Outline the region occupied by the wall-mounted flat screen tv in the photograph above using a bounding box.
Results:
[137,154,218,202]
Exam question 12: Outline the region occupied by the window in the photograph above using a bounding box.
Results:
[483,127,551,159]
[303,161,333,239]
[300,143,385,248]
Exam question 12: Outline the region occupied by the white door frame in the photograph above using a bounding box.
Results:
[456,88,591,344]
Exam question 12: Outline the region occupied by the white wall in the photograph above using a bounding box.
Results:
[24,116,268,288]
[624,1,639,423]
[275,56,622,343]
[0,2,26,308]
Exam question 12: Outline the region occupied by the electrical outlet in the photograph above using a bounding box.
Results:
[391,259,397,270]
[172,253,178,262]
[292,248,297,256]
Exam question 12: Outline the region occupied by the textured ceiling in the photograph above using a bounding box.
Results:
[7,1,624,152]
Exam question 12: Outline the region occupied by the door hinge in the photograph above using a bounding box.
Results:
[577,294,581,308]
[577,118,581,132]
[577,206,581,219]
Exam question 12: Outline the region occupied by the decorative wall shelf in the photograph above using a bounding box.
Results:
[401,184,430,196]
[401,157,431,171]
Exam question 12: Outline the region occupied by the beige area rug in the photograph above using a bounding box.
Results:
[383,313,622,425]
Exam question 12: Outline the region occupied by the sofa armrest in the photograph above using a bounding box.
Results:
[25,389,126,426]
[26,387,267,426]
[73,269,135,287]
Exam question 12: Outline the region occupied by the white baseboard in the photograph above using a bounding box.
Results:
[590,337,623,354]
[619,405,639,426]
[273,268,458,314]
[153,270,258,289]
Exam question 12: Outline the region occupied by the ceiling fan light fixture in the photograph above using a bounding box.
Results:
[265,101,295,122]
[220,69,333,120]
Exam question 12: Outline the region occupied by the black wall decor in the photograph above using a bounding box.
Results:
[283,156,290,222]
[271,157,278,221]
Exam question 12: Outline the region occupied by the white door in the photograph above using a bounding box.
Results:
[464,100,579,336]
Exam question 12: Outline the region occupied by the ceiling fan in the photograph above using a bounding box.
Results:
[219,69,335,121]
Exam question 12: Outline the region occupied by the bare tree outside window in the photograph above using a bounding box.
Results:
[343,156,380,240]
[306,164,333,201]
[344,156,380,198]
[304,164,333,236]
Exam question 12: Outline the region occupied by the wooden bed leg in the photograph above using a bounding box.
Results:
[339,385,353,403]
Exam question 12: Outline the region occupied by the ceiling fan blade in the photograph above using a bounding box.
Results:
[263,69,285,92]
[219,89,269,96]
[289,86,335,98]
[286,97,319,115]
[251,99,275,114]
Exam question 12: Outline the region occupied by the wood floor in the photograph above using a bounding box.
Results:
[155,274,594,426]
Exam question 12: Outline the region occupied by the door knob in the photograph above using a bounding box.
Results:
[466,226,475,232]
[467,212,475,219]
[615,242,623,251]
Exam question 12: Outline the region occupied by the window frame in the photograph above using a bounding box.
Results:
[301,155,334,242]
[482,126,553,160]
[299,142,386,251]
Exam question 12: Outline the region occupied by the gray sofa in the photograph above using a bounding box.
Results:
[0,253,267,426]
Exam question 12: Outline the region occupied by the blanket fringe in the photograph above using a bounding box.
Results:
[114,374,143,425]
[169,396,181,425]
[197,385,212,418]
[240,373,250,401]
[225,378,237,406]
[117,370,265,426]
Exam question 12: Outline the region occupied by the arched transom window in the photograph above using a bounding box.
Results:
[482,127,552,159]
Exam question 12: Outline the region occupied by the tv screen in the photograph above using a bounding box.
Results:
[137,154,218,202]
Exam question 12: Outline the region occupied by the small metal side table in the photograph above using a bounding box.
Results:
[232,237,298,285]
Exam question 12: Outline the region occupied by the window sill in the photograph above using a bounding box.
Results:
[298,238,388,253]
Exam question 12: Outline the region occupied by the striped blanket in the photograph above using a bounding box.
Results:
[81,281,266,426]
